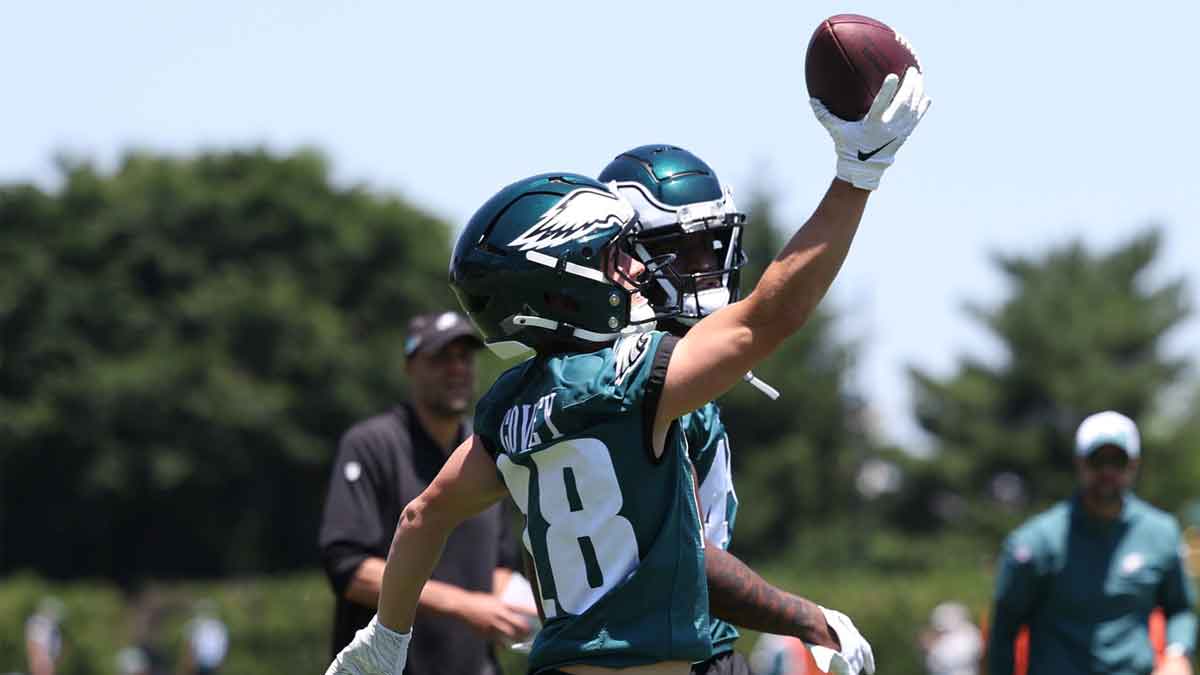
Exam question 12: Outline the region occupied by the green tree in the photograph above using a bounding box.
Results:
[1147,382,1200,515]
[1,149,457,582]
[719,191,874,561]
[907,230,1194,531]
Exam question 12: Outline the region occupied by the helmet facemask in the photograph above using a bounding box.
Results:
[614,182,747,326]
[600,224,676,330]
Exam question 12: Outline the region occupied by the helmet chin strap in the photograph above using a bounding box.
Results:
[508,313,777,398]
[743,372,781,400]
[510,314,654,344]
[518,250,658,343]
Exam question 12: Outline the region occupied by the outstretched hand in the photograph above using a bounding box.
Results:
[811,66,931,190]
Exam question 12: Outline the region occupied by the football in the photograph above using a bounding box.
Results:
[805,14,921,121]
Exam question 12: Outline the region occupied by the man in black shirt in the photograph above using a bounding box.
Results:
[319,311,533,675]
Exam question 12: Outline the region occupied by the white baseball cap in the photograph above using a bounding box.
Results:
[1074,410,1140,458]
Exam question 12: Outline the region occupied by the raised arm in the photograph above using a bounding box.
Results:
[658,178,868,426]
[655,68,929,434]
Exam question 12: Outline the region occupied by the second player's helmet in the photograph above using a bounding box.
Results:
[599,145,747,328]
[450,173,675,358]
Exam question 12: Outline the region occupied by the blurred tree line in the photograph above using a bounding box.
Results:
[2,148,1198,587]
[1,150,458,583]
[901,231,1200,538]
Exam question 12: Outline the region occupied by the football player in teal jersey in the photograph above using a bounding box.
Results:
[326,65,929,675]
[601,145,875,675]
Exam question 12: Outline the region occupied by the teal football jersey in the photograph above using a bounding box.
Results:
[475,331,712,672]
[681,402,740,654]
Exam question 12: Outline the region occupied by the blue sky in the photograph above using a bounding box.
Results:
[5,1,1197,448]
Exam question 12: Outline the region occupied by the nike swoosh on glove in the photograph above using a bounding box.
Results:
[811,66,931,190]
[807,606,876,675]
[324,616,410,675]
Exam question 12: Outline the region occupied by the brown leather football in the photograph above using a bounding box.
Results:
[805,14,921,121]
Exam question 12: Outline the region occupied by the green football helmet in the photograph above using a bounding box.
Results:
[450,173,673,358]
[599,145,747,332]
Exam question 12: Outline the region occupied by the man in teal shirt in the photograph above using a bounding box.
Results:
[987,410,1197,675]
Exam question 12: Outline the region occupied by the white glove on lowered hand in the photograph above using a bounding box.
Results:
[324,616,410,675]
[807,606,876,675]
[811,66,931,190]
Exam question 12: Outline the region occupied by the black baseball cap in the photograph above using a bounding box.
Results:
[404,311,483,359]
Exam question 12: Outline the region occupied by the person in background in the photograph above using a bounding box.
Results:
[25,597,64,675]
[318,310,531,675]
[987,410,1198,675]
[920,602,981,675]
[179,601,228,675]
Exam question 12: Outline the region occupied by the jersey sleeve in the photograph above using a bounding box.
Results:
[605,332,674,396]
[317,423,393,597]
[687,405,725,475]
[473,360,534,459]
[693,410,736,549]
[604,331,678,458]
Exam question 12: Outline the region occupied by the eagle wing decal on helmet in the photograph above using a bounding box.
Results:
[508,187,635,252]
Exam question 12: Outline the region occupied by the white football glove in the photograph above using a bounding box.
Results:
[811,66,931,190]
[324,616,410,675]
[807,606,875,675]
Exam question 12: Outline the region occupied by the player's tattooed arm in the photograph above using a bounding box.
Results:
[704,543,840,649]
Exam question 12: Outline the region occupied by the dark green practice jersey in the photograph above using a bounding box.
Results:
[681,402,740,654]
[989,494,1198,675]
[475,331,712,673]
